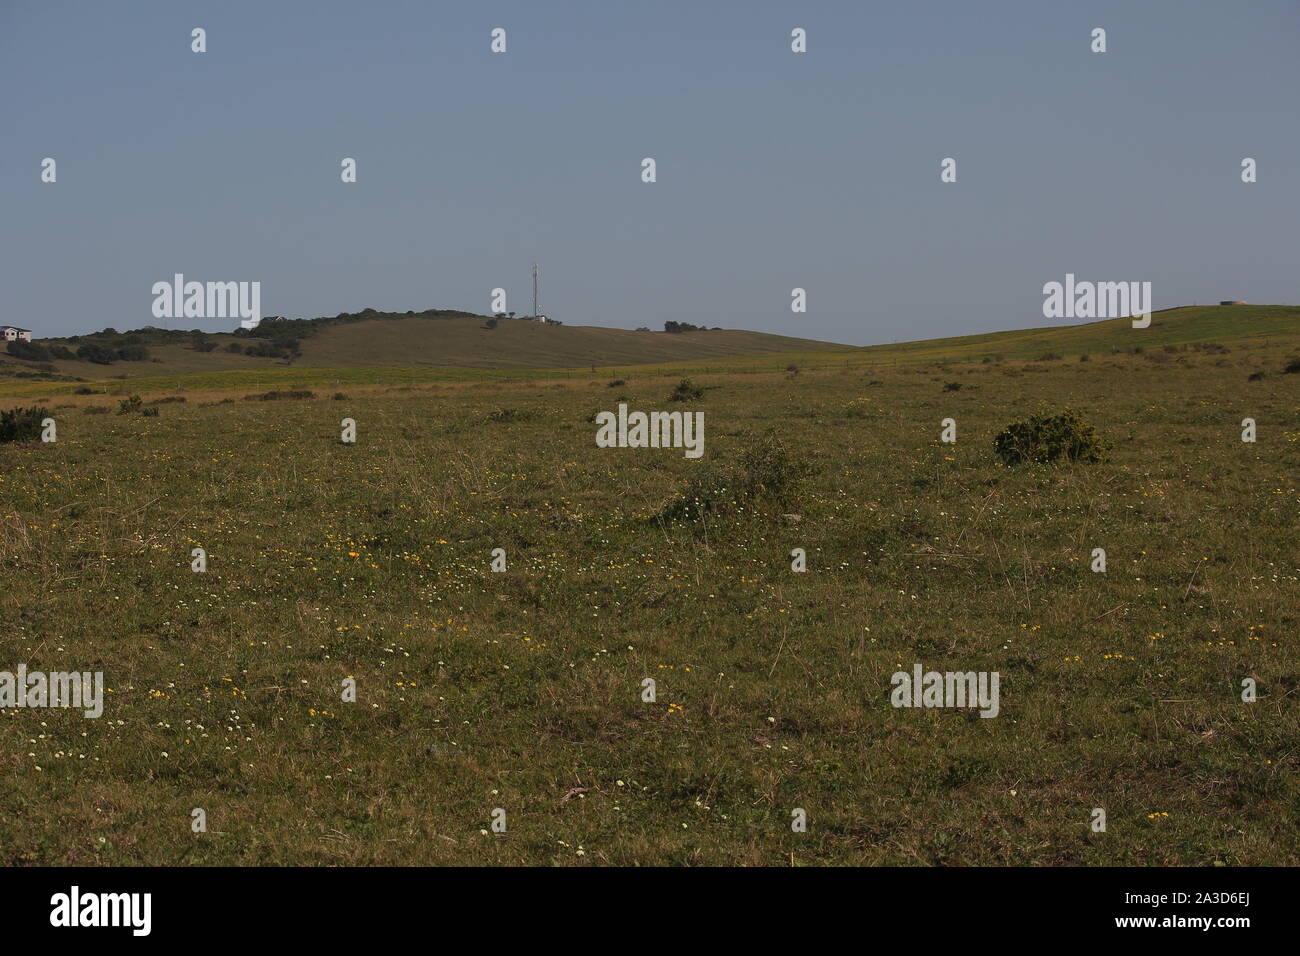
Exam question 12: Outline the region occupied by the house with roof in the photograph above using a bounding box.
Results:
[1,326,33,342]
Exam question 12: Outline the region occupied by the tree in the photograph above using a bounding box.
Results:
[76,343,116,364]
[6,340,52,362]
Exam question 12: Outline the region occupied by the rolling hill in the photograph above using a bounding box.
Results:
[1,304,1296,398]
[293,315,839,368]
[0,312,842,385]
[844,303,1300,364]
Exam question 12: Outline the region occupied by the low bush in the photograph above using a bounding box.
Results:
[656,432,812,523]
[243,390,316,401]
[669,378,703,402]
[994,409,1105,466]
[0,406,48,442]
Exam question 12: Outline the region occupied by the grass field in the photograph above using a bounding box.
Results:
[1,321,1297,865]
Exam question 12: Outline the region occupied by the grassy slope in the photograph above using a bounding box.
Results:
[3,305,1296,400]
[1,347,1295,865]
[298,317,838,368]
[847,304,1300,364]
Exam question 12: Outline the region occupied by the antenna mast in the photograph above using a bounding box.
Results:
[532,263,539,318]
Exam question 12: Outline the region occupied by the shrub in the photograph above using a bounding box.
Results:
[1248,371,1266,382]
[116,395,143,415]
[1079,354,1090,362]
[607,379,625,388]
[487,408,531,423]
[73,387,96,395]
[243,390,315,401]
[76,344,116,364]
[1283,357,1300,374]
[141,407,160,417]
[669,378,703,402]
[943,382,962,391]
[226,343,244,354]
[332,392,348,401]
[6,340,53,362]
[0,406,48,443]
[148,396,186,405]
[657,432,811,523]
[994,409,1105,466]
[1035,352,1063,362]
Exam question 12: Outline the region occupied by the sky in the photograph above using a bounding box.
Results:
[2,0,1298,345]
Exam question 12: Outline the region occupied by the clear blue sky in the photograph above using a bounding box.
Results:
[3,0,1297,345]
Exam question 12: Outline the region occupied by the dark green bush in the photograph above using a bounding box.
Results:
[116,395,143,415]
[6,340,52,362]
[76,344,116,364]
[657,432,811,523]
[994,409,1105,466]
[243,390,315,401]
[0,406,48,443]
[669,378,703,402]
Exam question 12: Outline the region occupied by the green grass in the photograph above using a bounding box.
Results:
[1,336,1295,865]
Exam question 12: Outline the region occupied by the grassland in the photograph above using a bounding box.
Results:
[0,317,1297,865]
[4,305,1297,402]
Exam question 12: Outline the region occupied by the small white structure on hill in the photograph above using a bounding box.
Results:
[2,326,33,342]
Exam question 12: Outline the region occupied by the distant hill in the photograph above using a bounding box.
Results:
[1,304,1296,394]
[290,315,839,368]
[843,304,1300,364]
[0,311,842,381]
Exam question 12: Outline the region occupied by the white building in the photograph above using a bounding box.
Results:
[1,326,33,342]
